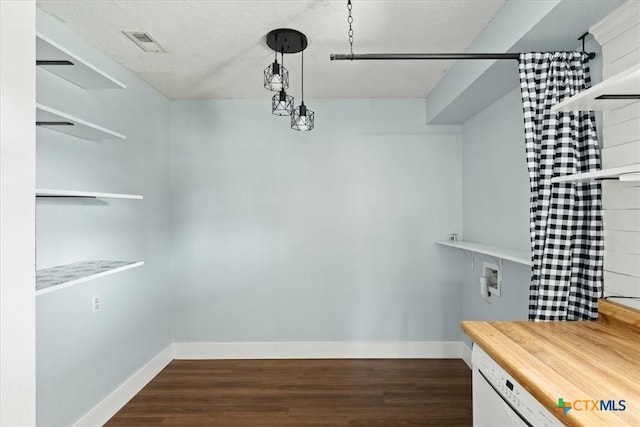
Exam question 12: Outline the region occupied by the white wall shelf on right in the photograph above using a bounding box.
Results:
[36,33,126,90]
[36,260,144,296]
[36,188,143,199]
[551,64,640,112]
[36,104,126,141]
[551,164,640,184]
[436,240,532,266]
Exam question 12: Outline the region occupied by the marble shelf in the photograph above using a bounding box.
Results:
[36,260,144,296]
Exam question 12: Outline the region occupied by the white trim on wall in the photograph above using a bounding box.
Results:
[0,1,36,425]
[459,342,472,369]
[73,345,174,427]
[173,341,466,360]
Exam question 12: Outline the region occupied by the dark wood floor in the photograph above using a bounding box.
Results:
[106,359,472,426]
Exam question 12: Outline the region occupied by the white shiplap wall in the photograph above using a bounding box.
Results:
[591,0,640,310]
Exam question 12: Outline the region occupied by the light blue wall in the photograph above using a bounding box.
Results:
[462,88,529,251]
[35,10,172,426]
[171,99,464,342]
[460,88,531,335]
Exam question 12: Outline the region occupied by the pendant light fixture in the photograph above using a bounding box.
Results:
[272,51,294,116]
[265,28,314,131]
[291,48,314,131]
[264,37,288,91]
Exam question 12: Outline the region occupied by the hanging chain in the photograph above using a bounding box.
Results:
[347,0,354,59]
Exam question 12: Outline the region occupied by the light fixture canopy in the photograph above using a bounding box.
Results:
[266,28,308,54]
[272,89,294,116]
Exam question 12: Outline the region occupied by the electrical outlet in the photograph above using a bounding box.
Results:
[92,294,101,314]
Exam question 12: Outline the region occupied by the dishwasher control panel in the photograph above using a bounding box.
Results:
[472,345,564,427]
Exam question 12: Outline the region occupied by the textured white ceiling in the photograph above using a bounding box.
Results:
[36,0,506,100]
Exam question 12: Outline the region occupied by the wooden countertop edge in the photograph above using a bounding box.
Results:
[598,299,640,332]
[461,300,640,427]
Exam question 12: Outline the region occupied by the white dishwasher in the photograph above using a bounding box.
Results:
[472,345,564,427]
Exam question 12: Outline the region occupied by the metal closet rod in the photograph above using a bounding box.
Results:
[330,52,597,61]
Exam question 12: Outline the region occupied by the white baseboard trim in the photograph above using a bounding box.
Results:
[73,344,174,427]
[459,342,472,369]
[173,341,465,360]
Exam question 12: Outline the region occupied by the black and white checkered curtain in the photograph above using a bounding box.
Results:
[518,52,603,321]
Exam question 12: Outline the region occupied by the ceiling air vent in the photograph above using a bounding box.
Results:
[123,31,167,53]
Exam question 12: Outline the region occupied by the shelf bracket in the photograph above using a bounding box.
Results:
[595,94,640,100]
[462,250,475,270]
[36,121,74,126]
[36,195,96,198]
[36,60,74,66]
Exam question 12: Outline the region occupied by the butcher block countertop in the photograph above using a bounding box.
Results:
[462,300,640,427]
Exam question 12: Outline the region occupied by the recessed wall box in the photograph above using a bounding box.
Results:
[483,262,501,296]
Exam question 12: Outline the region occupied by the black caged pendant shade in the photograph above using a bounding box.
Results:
[291,102,314,131]
[264,56,288,92]
[272,89,294,116]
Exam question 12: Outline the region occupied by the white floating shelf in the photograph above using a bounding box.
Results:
[551,164,640,183]
[436,240,532,266]
[552,64,640,112]
[36,33,126,89]
[36,260,144,296]
[36,188,143,199]
[36,104,126,141]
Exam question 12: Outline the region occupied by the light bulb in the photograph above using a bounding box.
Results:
[270,74,282,90]
[294,114,311,131]
[296,115,309,130]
